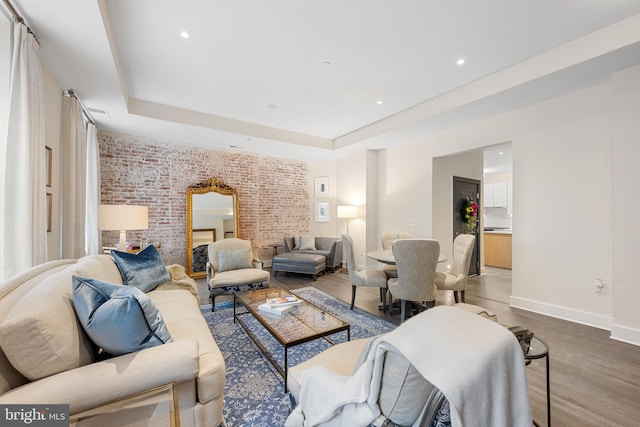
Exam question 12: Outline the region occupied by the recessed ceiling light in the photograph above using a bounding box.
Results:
[180,31,190,39]
[498,151,504,155]
[267,104,277,109]
[376,100,383,105]
[322,61,331,68]
[456,58,466,66]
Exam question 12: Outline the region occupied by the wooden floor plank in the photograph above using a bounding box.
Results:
[198,266,640,427]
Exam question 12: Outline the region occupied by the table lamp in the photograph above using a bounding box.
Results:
[337,205,358,235]
[98,205,149,250]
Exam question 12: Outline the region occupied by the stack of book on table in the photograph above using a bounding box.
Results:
[258,296,302,317]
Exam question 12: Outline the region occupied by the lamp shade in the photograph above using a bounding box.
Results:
[98,205,149,231]
[337,205,358,219]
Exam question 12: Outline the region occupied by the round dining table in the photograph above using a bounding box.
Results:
[367,249,447,264]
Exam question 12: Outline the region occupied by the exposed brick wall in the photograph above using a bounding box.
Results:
[99,132,310,266]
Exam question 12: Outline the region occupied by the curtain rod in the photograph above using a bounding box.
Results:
[1,0,40,44]
[64,89,96,126]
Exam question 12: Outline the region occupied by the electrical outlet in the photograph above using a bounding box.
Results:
[594,278,606,294]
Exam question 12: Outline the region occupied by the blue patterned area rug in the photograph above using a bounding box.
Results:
[200,286,397,427]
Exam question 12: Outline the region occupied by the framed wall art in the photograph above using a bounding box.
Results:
[316,202,330,222]
[314,176,329,198]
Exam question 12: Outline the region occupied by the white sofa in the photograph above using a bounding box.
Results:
[0,255,225,427]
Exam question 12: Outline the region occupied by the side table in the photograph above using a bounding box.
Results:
[526,336,550,427]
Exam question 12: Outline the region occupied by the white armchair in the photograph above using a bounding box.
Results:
[206,238,270,311]
[435,234,475,303]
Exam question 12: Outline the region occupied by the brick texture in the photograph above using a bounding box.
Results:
[99,132,310,266]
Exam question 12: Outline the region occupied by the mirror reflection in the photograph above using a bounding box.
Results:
[186,178,239,278]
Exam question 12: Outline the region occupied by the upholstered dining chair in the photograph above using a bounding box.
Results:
[379,231,411,279]
[342,234,389,311]
[435,233,476,303]
[380,231,412,250]
[206,238,270,311]
[387,238,440,323]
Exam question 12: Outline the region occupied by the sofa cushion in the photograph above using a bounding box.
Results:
[299,235,316,251]
[111,245,170,292]
[148,289,226,403]
[378,351,434,425]
[217,249,252,272]
[0,269,96,381]
[72,276,172,356]
[293,235,302,250]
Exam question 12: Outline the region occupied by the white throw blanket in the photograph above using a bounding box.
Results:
[286,306,532,427]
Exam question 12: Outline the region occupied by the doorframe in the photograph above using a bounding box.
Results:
[452,176,481,276]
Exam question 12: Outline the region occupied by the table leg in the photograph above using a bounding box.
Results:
[284,346,288,393]
[546,352,551,427]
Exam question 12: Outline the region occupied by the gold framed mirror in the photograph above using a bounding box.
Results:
[186,178,239,278]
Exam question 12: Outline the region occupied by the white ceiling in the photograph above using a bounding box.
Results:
[13,0,640,161]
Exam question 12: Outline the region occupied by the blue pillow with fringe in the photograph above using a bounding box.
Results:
[111,245,170,292]
[72,276,172,356]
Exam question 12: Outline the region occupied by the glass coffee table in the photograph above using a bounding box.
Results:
[234,287,350,392]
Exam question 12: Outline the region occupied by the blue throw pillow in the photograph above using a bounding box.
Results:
[111,245,170,292]
[72,276,172,356]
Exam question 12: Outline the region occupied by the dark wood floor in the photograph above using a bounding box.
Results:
[198,267,640,427]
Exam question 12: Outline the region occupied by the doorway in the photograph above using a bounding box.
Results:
[452,176,480,276]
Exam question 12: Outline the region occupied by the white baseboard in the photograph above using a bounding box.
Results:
[509,296,612,331]
[610,323,640,347]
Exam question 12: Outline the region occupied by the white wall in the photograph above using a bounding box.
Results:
[375,142,434,240]
[42,65,62,260]
[611,65,640,345]
[311,66,640,344]
[371,74,639,341]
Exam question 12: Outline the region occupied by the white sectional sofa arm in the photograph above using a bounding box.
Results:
[0,339,200,414]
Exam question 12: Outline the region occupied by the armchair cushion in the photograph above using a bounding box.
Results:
[72,276,172,356]
[217,249,252,272]
[111,245,170,292]
[209,268,270,288]
[299,235,316,251]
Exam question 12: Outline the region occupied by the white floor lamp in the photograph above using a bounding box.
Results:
[337,205,358,235]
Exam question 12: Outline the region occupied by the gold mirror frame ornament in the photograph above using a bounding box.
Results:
[186,178,239,278]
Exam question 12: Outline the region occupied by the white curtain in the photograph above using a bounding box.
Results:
[60,95,87,259]
[84,122,100,255]
[0,23,46,280]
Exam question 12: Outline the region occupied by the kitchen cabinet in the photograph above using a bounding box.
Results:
[483,184,494,207]
[493,182,507,207]
[484,182,509,208]
[484,232,512,269]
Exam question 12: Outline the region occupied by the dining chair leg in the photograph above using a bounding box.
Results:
[350,285,356,310]
[379,288,388,312]
[400,300,406,323]
[453,291,459,304]
[460,290,465,303]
